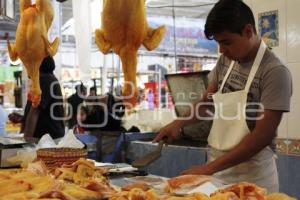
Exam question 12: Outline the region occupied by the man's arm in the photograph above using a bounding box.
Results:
[153,83,217,143]
[182,109,283,175]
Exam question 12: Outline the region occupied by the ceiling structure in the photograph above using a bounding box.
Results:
[60,0,218,27]
[0,0,218,41]
[61,0,72,26]
[146,0,218,18]
[0,0,19,40]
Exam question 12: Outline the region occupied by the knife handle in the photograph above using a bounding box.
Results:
[108,170,148,177]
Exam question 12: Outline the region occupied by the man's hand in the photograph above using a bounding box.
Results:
[153,121,182,143]
[181,164,214,175]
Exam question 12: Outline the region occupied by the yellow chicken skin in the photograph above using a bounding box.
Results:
[7,0,60,107]
[95,0,166,108]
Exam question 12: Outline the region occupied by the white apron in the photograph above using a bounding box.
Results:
[207,41,279,193]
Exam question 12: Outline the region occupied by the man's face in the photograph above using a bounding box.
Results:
[214,28,253,62]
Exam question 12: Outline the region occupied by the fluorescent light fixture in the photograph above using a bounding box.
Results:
[145,0,152,5]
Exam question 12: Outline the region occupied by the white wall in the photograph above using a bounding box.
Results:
[245,0,300,139]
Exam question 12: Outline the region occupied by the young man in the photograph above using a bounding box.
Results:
[154,0,292,192]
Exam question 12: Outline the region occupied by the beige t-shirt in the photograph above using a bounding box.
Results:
[208,48,293,133]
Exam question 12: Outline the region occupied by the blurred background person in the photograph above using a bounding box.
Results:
[147,89,155,110]
[73,105,88,134]
[9,56,65,139]
[0,104,8,135]
[89,86,97,97]
[67,83,87,129]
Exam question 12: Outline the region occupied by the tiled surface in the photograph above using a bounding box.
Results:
[287,0,300,63]
[285,1,300,145]
[277,114,288,138]
[276,138,289,154]
[128,141,207,177]
[251,0,287,62]
[277,154,300,199]
[287,139,300,156]
[287,63,300,140]
[250,1,300,141]
[276,138,300,156]
[129,140,300,198]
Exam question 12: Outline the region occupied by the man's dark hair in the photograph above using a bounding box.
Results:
[40,56,55,73]
[204,0,256,40]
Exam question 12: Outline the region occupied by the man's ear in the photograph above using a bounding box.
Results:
[243,24,254,39]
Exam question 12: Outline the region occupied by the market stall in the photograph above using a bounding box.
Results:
[0,0,299,199]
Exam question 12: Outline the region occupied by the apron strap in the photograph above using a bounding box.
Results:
[219,41,267,93]
[219,60,235,92]
[244,41,267,92]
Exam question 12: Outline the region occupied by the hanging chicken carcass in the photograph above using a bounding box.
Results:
[95,0,166,108]
[7,0,60,107]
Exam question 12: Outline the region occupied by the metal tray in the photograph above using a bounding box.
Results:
[165,71,212,142]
